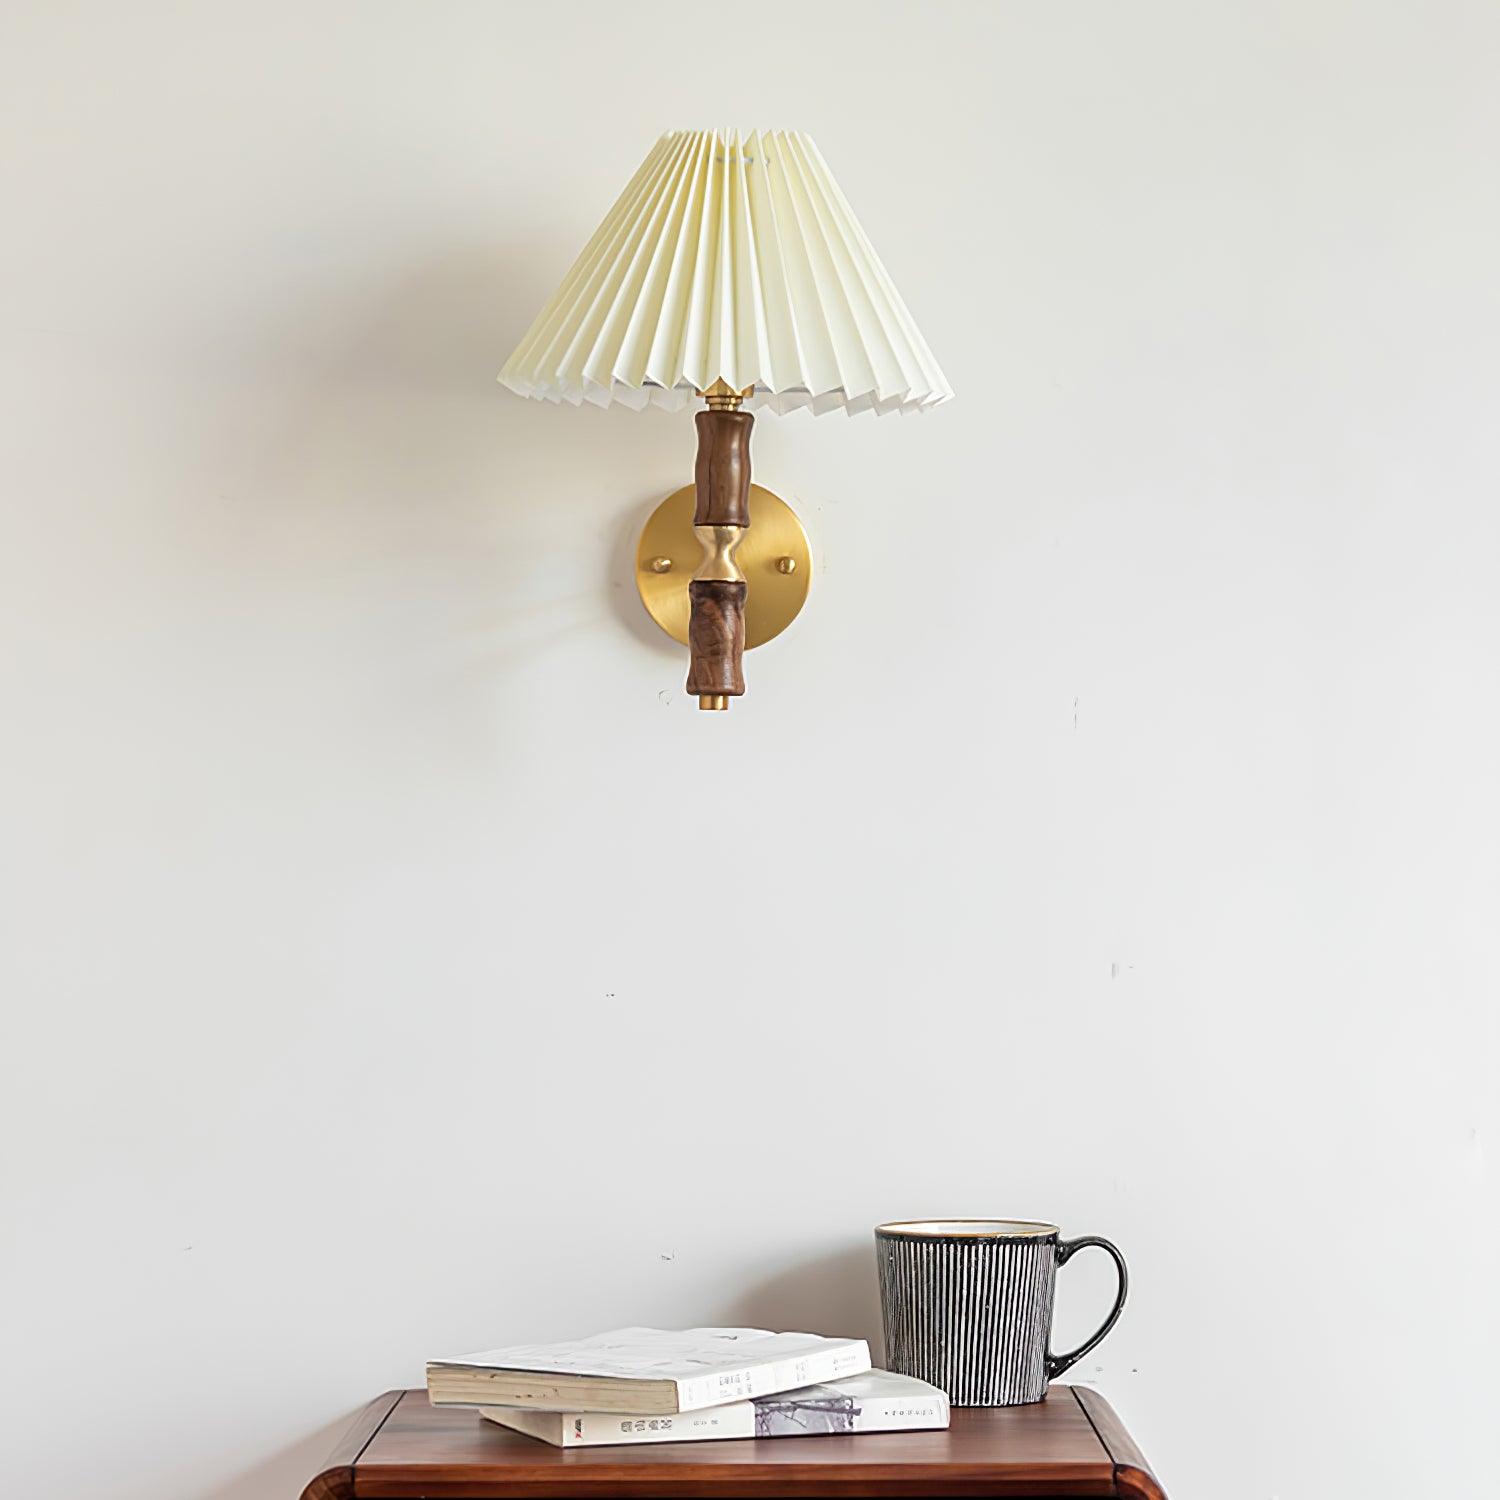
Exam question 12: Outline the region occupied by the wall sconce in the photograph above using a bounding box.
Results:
[500,130,951,710]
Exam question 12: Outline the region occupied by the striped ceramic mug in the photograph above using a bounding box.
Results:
[875,1219,1128,1406]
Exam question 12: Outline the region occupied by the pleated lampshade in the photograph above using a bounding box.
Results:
[500,129,952,417]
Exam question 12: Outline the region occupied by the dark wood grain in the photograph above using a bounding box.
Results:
[686,579,747,697]
[332,1387,1145,1498]
[298,1390,404,1500]
[1073,1387,1168,1500]
[687,407,753,701]
[693,409,753,527]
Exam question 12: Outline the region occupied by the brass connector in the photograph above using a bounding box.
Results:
[692,524,746,583]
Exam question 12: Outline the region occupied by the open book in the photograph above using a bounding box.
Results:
[481,1368,949,1446]
[427,1327,872,1415]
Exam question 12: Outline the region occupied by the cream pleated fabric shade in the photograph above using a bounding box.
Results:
[500,130,952,417]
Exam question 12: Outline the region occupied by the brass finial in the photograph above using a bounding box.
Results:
[699,378,754,412]
[699,694,730,711]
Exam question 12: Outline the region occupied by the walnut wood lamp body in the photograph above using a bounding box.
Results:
[299,1386,1168,1499]
[687,386,754,710]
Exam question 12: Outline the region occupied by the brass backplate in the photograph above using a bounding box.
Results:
[636,483,812,649]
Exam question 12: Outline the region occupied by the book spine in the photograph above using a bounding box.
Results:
[674,1341,872,1413]
[487,1390,948,1447]
[850,1394,950,1432]
[562,1404,757,1446]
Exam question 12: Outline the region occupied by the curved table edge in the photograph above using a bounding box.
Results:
[1070,1386,1168,1500]
[299,1390,405,1500]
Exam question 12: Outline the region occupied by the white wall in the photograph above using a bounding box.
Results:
[3,3,1497,1496]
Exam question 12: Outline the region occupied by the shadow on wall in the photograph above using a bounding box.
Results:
[204,1246,885,1498]
[709,1244,886,1357]
[199,1407,353,1500]
[209,239,687,695]
[163,245,689,1498]
[606,490,688,658]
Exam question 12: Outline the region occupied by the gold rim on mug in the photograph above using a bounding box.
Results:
[875,1218,1060,1238]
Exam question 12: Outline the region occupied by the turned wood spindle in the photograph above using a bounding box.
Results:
[686,400,753,710]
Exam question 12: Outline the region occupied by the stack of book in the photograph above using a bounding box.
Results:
[427,1326,950,1448]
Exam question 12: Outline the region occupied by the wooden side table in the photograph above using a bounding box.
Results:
[300,1387,1166,1499]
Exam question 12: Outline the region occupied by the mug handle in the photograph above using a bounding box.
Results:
[1045,1235,1129,1380]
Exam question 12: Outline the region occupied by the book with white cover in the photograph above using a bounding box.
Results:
[427,1327,872,1415]
[479,1369,949,1448]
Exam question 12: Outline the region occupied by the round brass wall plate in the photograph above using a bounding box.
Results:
[635,483,812,649]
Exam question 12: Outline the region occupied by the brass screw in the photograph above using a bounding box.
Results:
[648,556,673,574]
[775,556,797,574]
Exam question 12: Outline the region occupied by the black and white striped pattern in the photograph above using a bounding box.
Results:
[876,1228,1058,1407]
